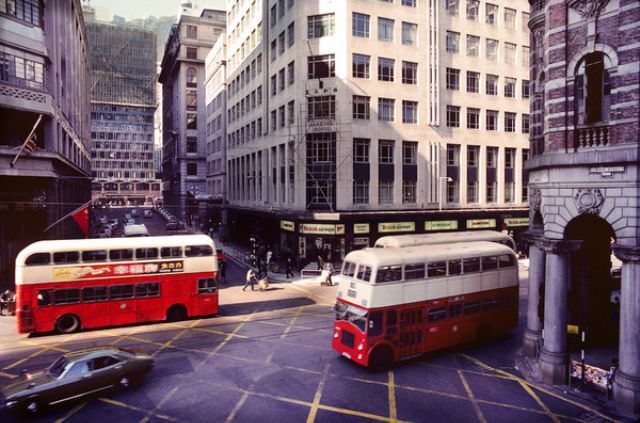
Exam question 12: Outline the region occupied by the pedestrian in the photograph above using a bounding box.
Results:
[607,358,618,400]
[219,259,226,284]
[285,253,294,278]
[266,246,273,271]
[243,268,257,291]
[0,290,14,316]
[321,262,335,286]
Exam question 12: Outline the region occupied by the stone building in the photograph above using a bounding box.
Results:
[0,0,91,286]
[523,0,639,417]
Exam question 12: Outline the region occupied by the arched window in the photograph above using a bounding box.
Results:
[575,52,612,125]
[186,67,197,87]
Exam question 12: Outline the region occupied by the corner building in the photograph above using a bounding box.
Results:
[225,0,530,262]
[522,0,640,418]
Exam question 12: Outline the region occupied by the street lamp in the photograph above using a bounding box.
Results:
[438,176,453,211]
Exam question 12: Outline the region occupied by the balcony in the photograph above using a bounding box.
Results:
[574,125,609,151]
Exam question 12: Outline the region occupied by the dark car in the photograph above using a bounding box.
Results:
[1,347,153,415]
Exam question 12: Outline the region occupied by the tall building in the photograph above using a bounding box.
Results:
[84,12,161,206]
[159,5,226,221]
[0,0,91,286]
[522,0,640,418]
[205,34,228,226]
[224,0,530,262]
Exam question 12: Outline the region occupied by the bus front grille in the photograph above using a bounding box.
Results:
[341,330,355,349]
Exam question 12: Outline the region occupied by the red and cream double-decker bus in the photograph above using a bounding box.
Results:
[15,235,218,334]
[332,241,518,369]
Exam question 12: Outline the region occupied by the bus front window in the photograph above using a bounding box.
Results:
[334,301,368,333]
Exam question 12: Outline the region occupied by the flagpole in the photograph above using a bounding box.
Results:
[10,114,43,168]
[43,199,93,233]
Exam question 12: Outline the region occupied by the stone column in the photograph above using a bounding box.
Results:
[539,240,579,385]
[613,246,640,419]
[523,236,545,357]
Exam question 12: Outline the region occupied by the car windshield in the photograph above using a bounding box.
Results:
[48,356,69,378]
[334,301,368,333]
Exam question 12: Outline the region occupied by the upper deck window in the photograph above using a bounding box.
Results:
[356,265,372,282]
[376,266,402,283]
[25,252,50,266]
[342,261,356,277]
[185,245,213,257]
[53,251,79,264]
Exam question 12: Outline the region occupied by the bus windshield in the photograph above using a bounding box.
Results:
[335,301,367,333]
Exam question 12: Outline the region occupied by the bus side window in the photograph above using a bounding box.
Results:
[136,248,158,259]
[427,261,447,277]
[54,288,81,305]
[185,245,213,257]
[82,250,107,262]
[53,251,79,264]
[463,301,482,315]
[110,249,134,261]
[82,286,108,302]
[198,278,217,294]
[449,303,462,318]
[386,310,397,326]
[448,259,461,275]
[161,247,182,258]
[498,254,515,268]
[110,285,134,300]
[368,311,383,336]
[481,256,498,271]
[37,290,52,307]
[26,253,50,266]
[404,264,425,280]
[427,307,447,322]
[462,257,480,273]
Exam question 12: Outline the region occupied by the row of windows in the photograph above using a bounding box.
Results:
[445,31,529,65]
[446,69,529,98]
[92,182,160,193]
[269,100,296,131]
[445,0,528,32]
[229,86,262,123]
[352,96,419,123]
[229,116,263,148]
[37,282,161,306]
[25,245,213,266]
[268,0,295,28]
[228,54,262,99]
[352,13,418,46]
[446,106,529,133]
[352,54,417,83]
[344,254,514,283]
[270,22,295,63]
[0,0,42,27]
[352,180,418,205]
[270,61,295,97]
[93,171,156,180]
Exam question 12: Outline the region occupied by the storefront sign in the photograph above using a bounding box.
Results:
[353,223,370,234]
[313,212,340,221]
[425,220,458,231]
[353,237,369,246]
[466,219,496,229]
[504,217,529,227]
[378,222,415,233]
[300,223,345,235]
[280,220,295,232]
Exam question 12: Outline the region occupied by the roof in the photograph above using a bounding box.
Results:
[375,230,512,248]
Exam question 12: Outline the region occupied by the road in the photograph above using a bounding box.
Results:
[0,209,621,422]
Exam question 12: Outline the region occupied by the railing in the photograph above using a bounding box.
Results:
[574,125,609,150]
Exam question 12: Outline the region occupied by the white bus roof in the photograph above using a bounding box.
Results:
[374,230,513,248]
[16,234,214,266]
[345,241,514,267]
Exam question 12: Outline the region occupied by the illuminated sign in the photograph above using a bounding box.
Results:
[425,220,458,231]
[378,222,415,233]
[353,223,370,234]
[466,219,496,229]
[280,220,295,232]
[300,223,345,235]
[504,217,529,227]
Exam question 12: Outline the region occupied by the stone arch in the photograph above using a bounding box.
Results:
[567,43,618,77]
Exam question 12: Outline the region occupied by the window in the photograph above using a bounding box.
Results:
[54,289,81,305]
[487,147,498,168]
[187,162,198,175]
[378,18,394,42]
[353,180,369,204]
[352,13,370,37]
[505,181,514,203]
[466,0,479,20]
[353,138,370,163]
[186,90,197,111]
[308,13,335,38]
[308,54,335,79]
[185,245,213,257]
[270,4,277,26]
[161,247,182,258]
[82,286,108,302]
[486,74,498,95]
[463,257,480,273]
[446,31,460,53]
[446,105,460,128]
[198,278,217,294]
[26,253,49,266]
[504,42,516,64]
[575,52,612,124]
[1,0,42,26]
[446,0,459,16]
[288,100,295,124]
[136,248,158,259]
[379,181,394,204]
[352,54,370,78]
[278,0,285,17]
[402,61,417,84]
[467,108,480,129]
[270,39,277,62]
[486,3,498,24]
[403,141,417,165]
[109,249,133,261]
[353,95,370,120]
[467,145,479,167]
[287,22,295,47]
[486,39,498,60]
[402,0,416,6]
[287,61,295,85]
[466,71,479,93]
[504,8,516,29]
[428,262,447,277]
[377,266,402,283]
[187,136,197,153]
[378,57,395,82]
[187,25,197,38]
[402,22,417,46]
[505,112,516,132]
[504,77,516,97]
[378,98,395,122]
[522,114,530,133]
[187,113,197,129]
[522,12,530,32]
[522,46,530,66]
[271,110,277,130]
[402,101,418,123]
[379,140,394,163]
[447,144,460,166]
[446,68,460,90]
[278,68,285,90]
[82,250,107,262]
[186,47,197,60]
[499,254,515,268]
[53,251,79,264]
[110,285,134,300]
[402,180,416,203]
[487,181,497,203]
[405,264,425,280]
[186,67,197,87]
[278,31,285,54]
[486,110,498,130]
[466,35,479,57]
[308,96,335,120]
[136,283,160,298]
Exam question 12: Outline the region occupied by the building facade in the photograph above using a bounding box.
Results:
[84,14,161,206]
[225,0,530,263]
[0,0,91,286]
[159,5,225,222]
[522,0,639,418]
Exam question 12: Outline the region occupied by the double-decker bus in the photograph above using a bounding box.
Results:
[15,235,218,334]
[374,230,516,250]
[332,241,518,369]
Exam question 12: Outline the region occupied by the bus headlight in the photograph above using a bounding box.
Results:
[357,343,364,351]
[334,330,339,338]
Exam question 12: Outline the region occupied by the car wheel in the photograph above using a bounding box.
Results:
[25,398,40,415]
[56,314,80,334]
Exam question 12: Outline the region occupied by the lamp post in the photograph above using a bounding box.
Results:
[438,176,453,211]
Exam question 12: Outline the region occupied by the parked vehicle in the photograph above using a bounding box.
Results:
[131,209,140,217]
[143,210,153,218]
[1,347,153,415]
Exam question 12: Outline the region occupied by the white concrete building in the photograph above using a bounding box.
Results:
[224,0,530,262]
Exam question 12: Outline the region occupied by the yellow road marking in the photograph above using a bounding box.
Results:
[99,397,177,421]
[5,335,80,370]
[306,364,330,423]
[54,401,87,423]
[139,386,179,423]
[281,306,304,339]
[188,325,249,338]
[518,380,561,423]
[388,370,398,422]
[458,370,487,423]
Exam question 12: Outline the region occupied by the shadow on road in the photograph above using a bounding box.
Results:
[220,296,316,316]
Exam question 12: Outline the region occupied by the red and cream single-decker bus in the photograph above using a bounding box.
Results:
[15,235,218,334]
[374,230,516,250]
[332,241,518,369]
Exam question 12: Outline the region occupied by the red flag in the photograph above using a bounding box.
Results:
[24,135,37,154]
[72,206,89,238]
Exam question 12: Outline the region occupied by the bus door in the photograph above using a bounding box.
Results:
[399,307,422,357]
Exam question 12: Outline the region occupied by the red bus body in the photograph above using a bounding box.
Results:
[331,242,519,368]
[15,235,218,334]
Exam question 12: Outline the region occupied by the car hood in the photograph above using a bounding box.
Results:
[1,371,54,398]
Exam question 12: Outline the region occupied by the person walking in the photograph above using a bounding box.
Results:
[285,252,294,278]
[243,268,257,291]
[266,246,273,272]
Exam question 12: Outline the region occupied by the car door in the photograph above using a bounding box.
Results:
[87,355,124,390]
[50,360,93,404]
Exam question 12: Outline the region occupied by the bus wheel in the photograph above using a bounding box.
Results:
[369,346,393,371]
[475,323,493,344]
[56,314,80,334]
[166,304,187,322]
